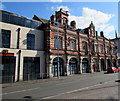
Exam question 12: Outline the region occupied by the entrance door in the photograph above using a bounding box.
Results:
[82,58,89,73]
[69,58,77,74]
[1,56,16,83]
[101,59,105,71]
[52,57,64,77]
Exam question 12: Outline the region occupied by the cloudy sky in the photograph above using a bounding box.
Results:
[1,1,118,38]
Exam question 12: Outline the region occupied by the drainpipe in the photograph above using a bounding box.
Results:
[16,28,21,81]
[17,28,21,49]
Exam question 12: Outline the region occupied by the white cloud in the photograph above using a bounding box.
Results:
[68,7,115,38]
[104,25,115,35]
[51,6,115,38]
[50,0,62,2]
[0,3,5,10]
[51,6,69,11]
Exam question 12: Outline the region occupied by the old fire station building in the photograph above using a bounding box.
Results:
[0,8,118,83]
[33,8,117,77]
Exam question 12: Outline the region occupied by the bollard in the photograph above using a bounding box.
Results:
[11,75,14,83]
[42,73,43,79]
[28,74,30,80]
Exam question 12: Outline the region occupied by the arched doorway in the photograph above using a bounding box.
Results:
[69,58,77,75]
[101,59,106,71]
[82,58,89,73]
[112,59,117,67]
[52,57,64,77]
[92,59,97,72]
[107,59,111,68]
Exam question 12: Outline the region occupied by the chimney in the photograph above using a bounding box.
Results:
[50,15,56,23]
[100,31,104,37]
[115,30,118,38]
[96,31,98,36]
[70,20,76,29]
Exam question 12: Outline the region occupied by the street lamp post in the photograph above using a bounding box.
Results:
[56,18,63,79]
[57,40,60,79]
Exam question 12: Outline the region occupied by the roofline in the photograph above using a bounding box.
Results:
[0,10,39,22]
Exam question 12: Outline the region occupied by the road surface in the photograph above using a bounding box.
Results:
[2,72,119,100]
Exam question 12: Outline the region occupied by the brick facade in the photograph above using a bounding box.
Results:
[34,8,117,77]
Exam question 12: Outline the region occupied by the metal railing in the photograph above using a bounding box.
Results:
[1,73,49,84]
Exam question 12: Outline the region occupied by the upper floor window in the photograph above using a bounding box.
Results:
[91,41,95,52]
[0,29,11,48]
[27,34,35,50]
[94,44,98,52]
[82,41,88,52]
[113,46,117,55]
[70,40,76,50]
[54,36,62,49]
[111,48,113,54]
[100,45,104,53]
[108,46,111,55]
[106,46,110,54]
[63,18,67,25]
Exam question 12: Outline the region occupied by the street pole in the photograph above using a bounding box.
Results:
[56,18,63,79]
[57,48,60,79]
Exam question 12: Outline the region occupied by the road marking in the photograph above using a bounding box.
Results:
[42,80,115,99]
[1,87,41,95]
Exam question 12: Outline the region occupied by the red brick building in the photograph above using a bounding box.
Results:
[33,8,117,77]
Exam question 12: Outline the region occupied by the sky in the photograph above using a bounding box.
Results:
[0,1,118,39]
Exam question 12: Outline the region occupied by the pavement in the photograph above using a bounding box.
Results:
[2,72,105,88]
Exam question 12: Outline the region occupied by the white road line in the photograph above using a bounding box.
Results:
[1,87,41,95]
[42,80,115,99]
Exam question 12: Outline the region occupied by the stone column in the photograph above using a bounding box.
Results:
[49,63,53,77]
[99,62,101,72]
[66,62,69,76]
[80,58,83,73]
[105,59,108,70]
[91,58,94,73]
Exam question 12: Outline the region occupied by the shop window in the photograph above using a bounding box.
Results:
[23,57,40,80]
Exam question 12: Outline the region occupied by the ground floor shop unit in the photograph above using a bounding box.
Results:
[0,48,45,83]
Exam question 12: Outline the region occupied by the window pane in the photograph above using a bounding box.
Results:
[23,57,40,80]
[54,36,62,49]
[9,15,16,25]
[31,20,41,29]
[2,13,10,23]
[27,34,35,50]
[71,40,76,50]
[25,19,32,28]
[1,29,11,48]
